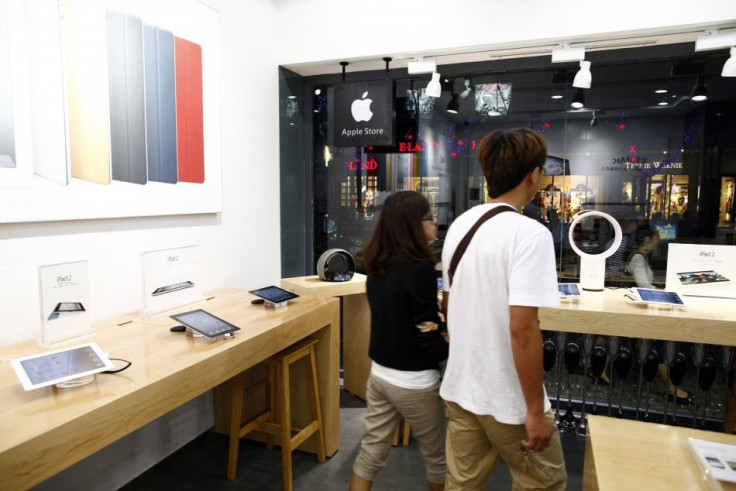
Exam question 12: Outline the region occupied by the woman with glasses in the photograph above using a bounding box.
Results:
[350,191,448,491]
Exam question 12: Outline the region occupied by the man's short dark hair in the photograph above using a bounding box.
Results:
[478,128,547,198]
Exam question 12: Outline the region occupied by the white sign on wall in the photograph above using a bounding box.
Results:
[39,260,93,346]
[141,245,202,316]
[665,244,736,299]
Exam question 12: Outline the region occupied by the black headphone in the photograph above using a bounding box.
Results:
[316,249,355,282]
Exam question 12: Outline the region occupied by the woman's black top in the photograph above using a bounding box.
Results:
[366,256,448,371]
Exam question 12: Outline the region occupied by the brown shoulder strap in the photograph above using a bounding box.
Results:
[448,205,515,287]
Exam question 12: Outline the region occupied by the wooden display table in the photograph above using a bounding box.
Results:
[0,289,340,490]
[281,274,370,400]
[584,415,736,490]
[540,288,736,345]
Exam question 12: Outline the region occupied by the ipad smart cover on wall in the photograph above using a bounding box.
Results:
[175,36,204,183]
[63,0,111,184]
[144,24,178,184]
[107,9,147,185]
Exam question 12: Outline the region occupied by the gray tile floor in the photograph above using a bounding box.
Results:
[123,389,586,490]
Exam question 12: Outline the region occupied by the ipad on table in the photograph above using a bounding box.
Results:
[10,342,114,391]
[558,283,583,298]
[633,288,686,307]
[249,286,299,305]
[169,309,240,338]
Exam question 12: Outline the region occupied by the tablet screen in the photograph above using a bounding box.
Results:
[11,343,114,391]
[558,283,582,297]
[169,309,240,338]
[249,286,299,304]
[634,288,685,306]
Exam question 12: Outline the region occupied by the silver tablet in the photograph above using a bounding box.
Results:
[558,283,583,298]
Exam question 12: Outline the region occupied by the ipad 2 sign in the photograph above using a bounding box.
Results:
[334,81,394,147]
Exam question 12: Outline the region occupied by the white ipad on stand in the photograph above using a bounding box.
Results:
[633,288,686,308]
[558,283,583,302]
[10,342,114,391]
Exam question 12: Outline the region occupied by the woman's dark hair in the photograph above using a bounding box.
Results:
[362,191,436,275]
[478,128,547,198]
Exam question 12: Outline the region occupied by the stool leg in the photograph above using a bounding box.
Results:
[279,359,293,491]
[266,363,275,450]
[227,373,246,480]
[307,345,326,462]
[402,420,411,447]
[391,423,401,446]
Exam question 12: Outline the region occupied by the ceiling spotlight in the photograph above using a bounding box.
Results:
[572,60,592,89]
[690,75,708,102]
[407,57,437,75]
[658,101,669,106]
[654,89,668,94]
[590,111,597,127]
[723,47,736,77]
[570,88,585,109]
[695,30,736,52]
[551,44,586,63]
[446,93,459,114]
[459,78,473,99]
[551,94,563,99]
[426,72,442,98]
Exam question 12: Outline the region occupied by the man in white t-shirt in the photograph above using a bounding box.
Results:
[440,128,567,490]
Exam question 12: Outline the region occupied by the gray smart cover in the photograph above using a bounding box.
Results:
[144,24,178,183]
[107,9,147,184]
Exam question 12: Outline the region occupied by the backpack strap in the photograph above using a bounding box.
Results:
[448,205,516,287]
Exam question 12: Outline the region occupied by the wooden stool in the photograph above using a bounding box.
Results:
[227,337,326,490]
[391,419,411,446]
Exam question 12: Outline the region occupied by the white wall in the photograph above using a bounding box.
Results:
[2,1,280,489]
[277,0,736,71]
[0,0,281,348]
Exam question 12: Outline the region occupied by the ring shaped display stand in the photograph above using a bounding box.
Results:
[316,248,355,282]
[568,210,622,291]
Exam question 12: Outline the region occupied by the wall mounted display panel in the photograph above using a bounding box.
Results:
[143,24,177,184]
[106,9,147,185]
[0,0,221,222]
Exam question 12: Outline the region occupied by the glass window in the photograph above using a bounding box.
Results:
[292,42,736,285]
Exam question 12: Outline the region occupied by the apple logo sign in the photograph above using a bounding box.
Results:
[351,91,373,122]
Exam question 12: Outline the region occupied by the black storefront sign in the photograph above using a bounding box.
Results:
[334,80,395,147]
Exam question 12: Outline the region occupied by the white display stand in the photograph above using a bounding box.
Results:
[38,260,94,346]
[665,244,736,299]
[141,245,202,316]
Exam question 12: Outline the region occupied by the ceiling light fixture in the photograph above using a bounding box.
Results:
[694,29,736,52]
[459,78,473,100]
[690,75,708,102]
[551,94,563,99]
[551,44,586,63]
[426,72,442,98]
[407,57,437,75]
[572,60,592,88]
[570,88,585,109]
[446,93,459,114]
[723,47,736,77]
[654,89,668,94]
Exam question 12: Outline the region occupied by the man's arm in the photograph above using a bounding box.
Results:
[509,305,551,452]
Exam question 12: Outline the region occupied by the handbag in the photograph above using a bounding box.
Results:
[447,204,515,287]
